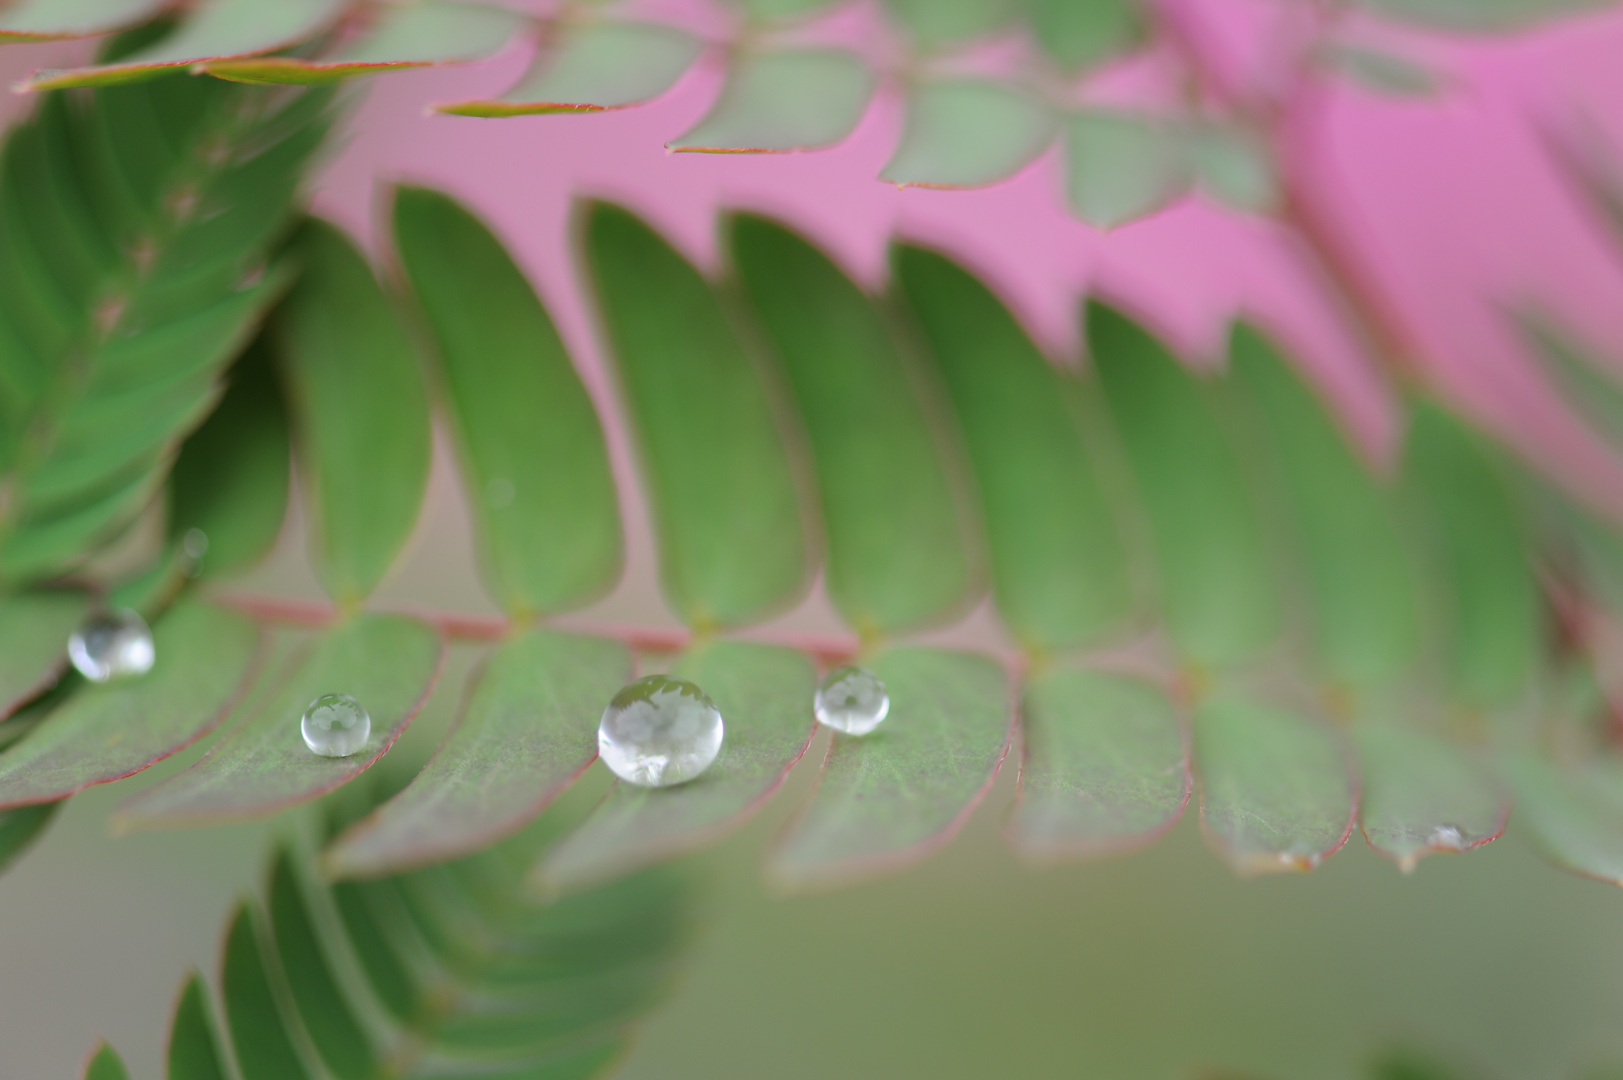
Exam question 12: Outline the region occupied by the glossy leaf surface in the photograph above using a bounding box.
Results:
[1010,667,1189,860]
[771,647,1009,888]
[672,49,875,153]
[1065,111,1189,228]
[0,602,260,808]
[326,631,629,878]
[277,219,432,607]
[1228,325,1420,687]
[540,642,817,890]
[1355,724,1504,870]
[24,0,347,89]
[1090,303,1279,668]
[204,2,522,84]
[115,614,441,829]
[439,22,702,117]
[0,590,86,717]
[166,337,291,579]
[394,186,622,617]
[1194,697,1357,873]
[895,246,1133,650]
[731,216,974,634]
[881,79,1056,189]
[584,202,810,628]
[167,974,230,1080]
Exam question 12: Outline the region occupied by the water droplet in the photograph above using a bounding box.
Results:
[302,693,371,758]
[182,528,209,561]
[486,477,515,509]
[814,666,889,736]
[68,609,156,683]
[598,675,724,788]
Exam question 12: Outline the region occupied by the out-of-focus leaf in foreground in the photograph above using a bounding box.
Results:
[881,79,1057,189]
[672,49,875,153]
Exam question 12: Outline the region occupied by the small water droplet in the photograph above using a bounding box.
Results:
[1427,823,1466,852]
[302,693,371,758]
[485,477,515,509]
[814,666,889,736]
[182,528,209,561]
[68,609,156,683]
[598,675,724,788]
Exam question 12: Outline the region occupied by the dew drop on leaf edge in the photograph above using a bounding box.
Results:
[814,665,889,736]
[67,608,156,683]
[302,693,371,758]
[598,675,724,788]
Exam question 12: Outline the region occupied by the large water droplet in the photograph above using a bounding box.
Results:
[598,675,724,788]
[814,666,889,735]
[302,693,370,758]
[68,609,156,683]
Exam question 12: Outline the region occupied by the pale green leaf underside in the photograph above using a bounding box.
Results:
[114,614,442,829]
[1506,754,1623,885]
[1355,724,1505,869]
[1029,0,1144,73]
[439,22,703,117]
[584,202,810,629]
[393,186,622,617]
[771,647,1009,888]
[0,590,87,717]
[0,602,260,807]
[673,49,875,153]
[1195,697,1356,873]
[540,641,817,891]
[1066,110,1189,228]
[0,0,166,41]
[881,79,1057,189]
[730,215,976,634]
[1010,667,1189,860]
[883,0,1020,46]
[325,631,630,879]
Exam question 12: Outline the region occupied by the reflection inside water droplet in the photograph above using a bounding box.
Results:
[68,609,156,683]
[302,693,371,758]
[814,666,889,736]
[598,675,724,788]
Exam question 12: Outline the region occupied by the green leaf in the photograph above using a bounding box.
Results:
[167,973,230,1080]
[880,79,1057,189]
[326,879,421,1024]
[1028,0,1144,72]
[1089,302,1279,668]
[1354,724,1504,871]
[203,2,523,84]
[730,216,976,634]
[1321,43,1440,97]
[221,901,317,1080]
[1009,667,1189,860]
[1227,324,1421,688]
[883,0,1020,46]
[1190,123,1277,213]
[84,1041,131,1080]
[583,201,811,628]
[671,49,876,153]
[23,0,348,89]
[894,245,1134,651]
[0,0,166,41]
[0,589,87,717]
[1193,696,1357,873]
[326,631,630,879]
[1361,0,1609,31]
[0,72,331,582]
[735,0,844,18]
[1065,110,1190,228]
[267,848,376,1080]
[165,336,291,579]
[770,647,1009,888]
[1400,402,1541,707]
[392,186,622,618]
[276,218,433,607]
[539,642,817,890]
[437,21,703,118]
[113,614,443,829]
[1506,753,1623,885]
[0,602,261,807]
[0,800,60,875]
